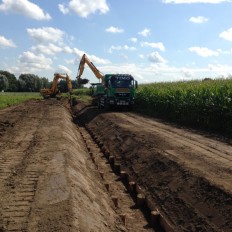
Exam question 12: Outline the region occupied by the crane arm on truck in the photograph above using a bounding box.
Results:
[77,54,104,81]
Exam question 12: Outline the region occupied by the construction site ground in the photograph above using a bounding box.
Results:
[0,99,231,232]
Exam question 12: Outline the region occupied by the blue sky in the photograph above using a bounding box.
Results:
[1,0,232,83]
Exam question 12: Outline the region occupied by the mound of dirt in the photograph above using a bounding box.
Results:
[0,99,122,232]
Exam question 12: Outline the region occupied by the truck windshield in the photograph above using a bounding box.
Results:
[110,77,134,88]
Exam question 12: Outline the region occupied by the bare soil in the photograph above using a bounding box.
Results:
[73,102,232,232]
[0,99,231,232]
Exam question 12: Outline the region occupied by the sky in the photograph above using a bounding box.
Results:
[1,0,232,83]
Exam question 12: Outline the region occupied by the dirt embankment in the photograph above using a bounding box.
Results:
[73,103,232,232]
[0,99,122,232]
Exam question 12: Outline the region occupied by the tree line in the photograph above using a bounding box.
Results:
[0,70,89,92]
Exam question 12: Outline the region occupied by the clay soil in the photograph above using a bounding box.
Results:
[0,99,231,232]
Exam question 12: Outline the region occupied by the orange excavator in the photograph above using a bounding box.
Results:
[40,73,72,99]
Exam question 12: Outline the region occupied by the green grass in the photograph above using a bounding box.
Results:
[72,88,92,104]
[0,92,41,109]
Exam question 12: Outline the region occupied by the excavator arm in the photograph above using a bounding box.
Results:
[77,54,104,81]
[40,73,72,99]
[52,73,72,94]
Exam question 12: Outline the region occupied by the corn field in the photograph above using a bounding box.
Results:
[135,78,232,134]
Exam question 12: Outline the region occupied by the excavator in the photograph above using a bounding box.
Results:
[40,73,73,100]
[77,54,138,109]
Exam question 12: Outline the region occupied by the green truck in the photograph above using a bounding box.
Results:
[77,54,137,109]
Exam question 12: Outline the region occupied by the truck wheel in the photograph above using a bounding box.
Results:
[98,98,102,109]
[104,100,111,110]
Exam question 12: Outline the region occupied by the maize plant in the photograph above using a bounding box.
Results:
[135,78,232,134]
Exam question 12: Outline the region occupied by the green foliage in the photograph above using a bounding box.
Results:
[0,74,9,91]
[0,70,51,92]
[0,92,41,109]
[135,78,232,134]
[0,70,18,91]
[72,88,92,103]
[18,74,49,92]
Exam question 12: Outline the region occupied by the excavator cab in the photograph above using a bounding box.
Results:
[40,73,73,100]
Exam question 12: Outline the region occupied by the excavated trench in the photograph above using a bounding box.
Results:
[72,101,232,232]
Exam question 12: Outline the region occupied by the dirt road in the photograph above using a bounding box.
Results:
[0,99,231,232]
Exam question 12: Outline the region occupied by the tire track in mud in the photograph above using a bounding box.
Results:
[110,112,232,192]
[121,113,232,160]
[0,101,45,232]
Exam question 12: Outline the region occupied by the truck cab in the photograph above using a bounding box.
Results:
[95,74,137,109]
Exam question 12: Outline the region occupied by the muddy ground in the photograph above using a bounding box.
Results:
[0,99,231,232]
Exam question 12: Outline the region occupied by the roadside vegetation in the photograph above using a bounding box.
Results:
[135,78,232,134]
[0,92,41,109]
[0,70,80,93]
[72,88,92,104]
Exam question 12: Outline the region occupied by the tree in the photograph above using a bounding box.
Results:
[0,74,9,91]
[18,79,26,92]
[40,77,50,89]
[71,80,78,89]
[0,70,18,91]
[18,73,44,92]
[58,80,69,93]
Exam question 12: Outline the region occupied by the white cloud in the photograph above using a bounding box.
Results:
[18,51,53,72]
[163,0,230,3]
[189,47,219,57]
[73,51,110,66]
[0,35,16,48]
[208,63,232,72]
[189,16,209,23]
[63,46,74,54]
[119,54,128,61]
[87,54,110,64]
[181,68,193,78]
[124,45,136,51]
[219,28,232,41]
[129,37,138,43]
[0,0,51,20]
[148,52,167,63]
[55,65,72,74]
[58,4,69,15]
[73,48,86,58]
[141,42,165,51]
[138,28,151,37]
[108,45,136,53]
[31,43,63,55]
[59,0,109,18]
[108,45,121,53]
[105,26,124,33]
[27,27,64,43]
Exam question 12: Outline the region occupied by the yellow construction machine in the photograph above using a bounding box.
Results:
[40,73,73,100]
